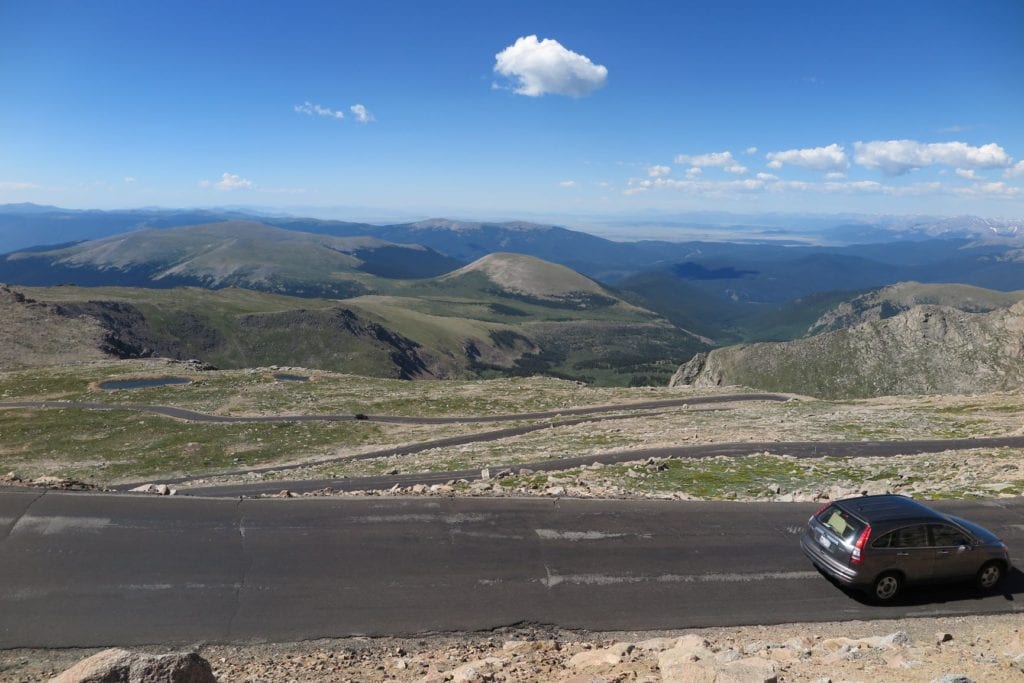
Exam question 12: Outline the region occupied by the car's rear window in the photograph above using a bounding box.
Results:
[816,505,866,543]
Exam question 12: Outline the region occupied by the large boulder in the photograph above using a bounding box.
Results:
[50,648,215,683]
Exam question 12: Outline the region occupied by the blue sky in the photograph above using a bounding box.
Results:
[2,0,1023,220]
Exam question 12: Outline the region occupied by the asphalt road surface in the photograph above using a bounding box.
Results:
[0,393,787,425]
[1,490,1022,648]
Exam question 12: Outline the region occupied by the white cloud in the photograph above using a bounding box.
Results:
[626,176,767,195]
[955,168,977,180]
[1005,161,1024,178]
[825,172,846,180]
[494,35,608,97]
[647,165,671,177]
[294,101,345,120]
[853,139,1013,175]
[559,180,577,188]
[350,104,374,123]
[623,171,1023,202]
[201,172,254,191]
[744,146,758,155]
[674,151,735,167]
[124,176,136,184]
[962,181,1022,197]
[671,151,747,176]
[765,143,848,172]
[0,181,36,191]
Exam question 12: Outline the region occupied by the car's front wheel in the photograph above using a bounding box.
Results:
[977,561,1004,590]
[872,572,902,602]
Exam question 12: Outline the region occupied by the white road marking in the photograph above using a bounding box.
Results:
[11,515,111,536]
[354,513,493,524]
[534,529,650,541]
[540,570,820,588]
[451,529,524,540]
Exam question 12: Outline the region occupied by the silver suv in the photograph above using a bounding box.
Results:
[800,494,1012,602]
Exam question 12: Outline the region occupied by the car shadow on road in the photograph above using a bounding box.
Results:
[819,566,1024,607]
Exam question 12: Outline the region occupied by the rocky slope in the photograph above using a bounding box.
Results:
[808,281,1024,335]
[0,285,110,369]
[671,302,1024,399]
[9,614,1024,682]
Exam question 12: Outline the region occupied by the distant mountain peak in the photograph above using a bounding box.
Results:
[442,252,607,300]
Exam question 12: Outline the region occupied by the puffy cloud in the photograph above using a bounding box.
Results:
[200,172,253,191]
[825,172,846,180]
[350,104,374,123]
[853,139,1013,175]
[674,151,736,167]
[494,35,607,97]
[962,181,1022,197]
[294,101,345,120]
[744,146,758,155]
[647,165,671,177]
[755,172,777,181]
[955,168,977,179]
[766,143,848,172]
[686,167,703,179]
[1005,161,1024,178]
[672,151,747,175]
[559,180,577,188]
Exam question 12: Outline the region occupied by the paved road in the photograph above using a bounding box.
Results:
[1,490,1022,648]
[0,393,787,425]
[180,434,1024,497]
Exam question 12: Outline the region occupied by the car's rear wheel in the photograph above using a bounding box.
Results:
[873,572,902,602]
[977,561,1004,590]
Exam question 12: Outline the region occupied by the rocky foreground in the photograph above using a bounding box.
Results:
[3,614,1023,682]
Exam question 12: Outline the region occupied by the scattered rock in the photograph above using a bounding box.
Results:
[128,483,174,495]
[568,646,626,669]
[51,648,215,683]
[719,657,778,683]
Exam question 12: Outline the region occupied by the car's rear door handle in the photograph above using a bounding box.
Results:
[896,552,910,556]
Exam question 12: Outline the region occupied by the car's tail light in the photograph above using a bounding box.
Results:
[850,525,872,565]
[811,503,830,520]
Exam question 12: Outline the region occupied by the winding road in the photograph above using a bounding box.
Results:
[3,392,1024,648]
[0,393,788,424]
[6,395,1024,498]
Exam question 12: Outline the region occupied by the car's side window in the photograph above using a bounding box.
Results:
[889,525,929,548]
[871,531,894,548]
[930,524,970,547]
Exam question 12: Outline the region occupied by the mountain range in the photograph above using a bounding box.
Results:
[3,204,1024,392]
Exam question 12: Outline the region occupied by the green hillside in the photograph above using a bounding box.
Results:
[14,252,706,385]
[0,221,461,297]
